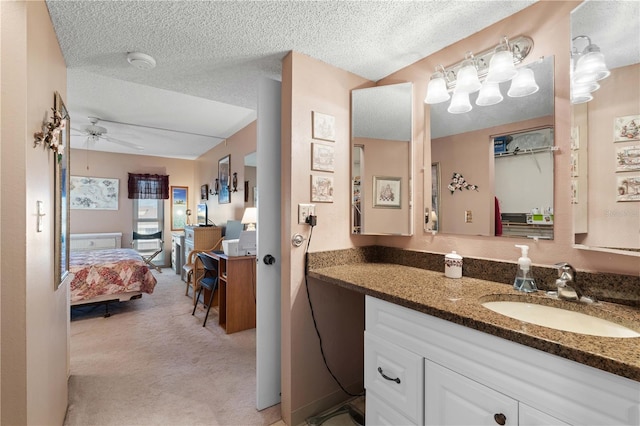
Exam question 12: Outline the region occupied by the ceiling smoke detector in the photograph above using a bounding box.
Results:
[126,52,156,70]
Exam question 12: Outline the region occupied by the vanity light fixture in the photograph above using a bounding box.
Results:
[424,35,535,113]
[570,35,610,104]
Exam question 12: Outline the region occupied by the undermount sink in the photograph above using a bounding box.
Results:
[482,300,640,338]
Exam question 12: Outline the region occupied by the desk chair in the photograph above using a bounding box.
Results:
[182,236,224,304]
[191,252,218,327]
[132,231,163,273]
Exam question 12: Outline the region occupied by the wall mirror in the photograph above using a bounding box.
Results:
[571,0,640,256]
[351,82,413,235]
[427,56,555,239]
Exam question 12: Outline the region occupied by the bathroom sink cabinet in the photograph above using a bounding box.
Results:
[364,296,640,425]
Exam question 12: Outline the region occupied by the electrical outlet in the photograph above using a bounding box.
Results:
[298,203,316,224]
[465,210,473,223]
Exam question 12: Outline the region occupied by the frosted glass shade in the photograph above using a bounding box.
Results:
[508,69,539,97]
[425,75,450,104]
[486,50,517,83]
[476,81,503,106]
[455,61,481,93]
[573,50,610,84]
[570,81,599,104]
[448,91,472,114]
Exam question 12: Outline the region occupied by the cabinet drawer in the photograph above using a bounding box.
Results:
[184,228,195,242]
[365,331,423,424]
[366,390,417,426]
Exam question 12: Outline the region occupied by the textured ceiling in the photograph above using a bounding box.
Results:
[45,0,542,159]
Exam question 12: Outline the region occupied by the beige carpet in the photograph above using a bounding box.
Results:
[65,268,281,426]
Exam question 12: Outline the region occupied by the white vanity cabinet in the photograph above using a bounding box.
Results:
[365,296,640,426]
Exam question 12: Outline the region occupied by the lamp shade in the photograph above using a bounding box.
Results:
[476,81,503,106]
[507,68,539,97]
[425,74,450,104]
[573,48,610,84]
[448,91,472,114]
[241,207,257,230]
[486,49,517,83]
[455,59,481,93]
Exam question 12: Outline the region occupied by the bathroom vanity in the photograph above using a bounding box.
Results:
[308,260,640,426]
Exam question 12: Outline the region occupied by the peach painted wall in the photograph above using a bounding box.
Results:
[282,51,374,425]
[376,1,638,276]
[69,149,196,260]
[194,121,257,226]
[577,64,640,250]
[1,1,69,423]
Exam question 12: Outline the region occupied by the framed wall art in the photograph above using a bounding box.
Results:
[614,115,640,142]
[311,143,335,172]
[70,176,119,210]
[200,184,208,200]
[616,145,640,172]
[311,174,334,203]
[616,174,640,202]
[171,186,188,230]
[54,92,71,289]
[373,176,401,208]
[312,111,335,142]
[218,155,230,204]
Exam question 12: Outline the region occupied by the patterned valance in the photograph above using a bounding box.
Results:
[127,173,169,199]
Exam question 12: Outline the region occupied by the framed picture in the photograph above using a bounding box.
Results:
[171,186,188,230]
[312,111,335,142]
[614,115,640,142]
[54,92,70,289]
[570,152,579,177]
[218,155,230,204]
[200,184,208,200]
[311,174,334,203]
[616,174,640,202]
[70,176,119,210]
[311,143,335,172]
[571,179,579,204]
[373,176,401,208]
[571,125,580,150]
[616,145,640,172]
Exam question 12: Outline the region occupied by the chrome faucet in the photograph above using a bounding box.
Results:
[554,262,594,302]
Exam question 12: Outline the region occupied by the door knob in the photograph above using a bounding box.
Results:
[494,413,506,425]
[263,254,276,265]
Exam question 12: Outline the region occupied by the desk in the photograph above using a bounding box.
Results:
[203,251,256,334]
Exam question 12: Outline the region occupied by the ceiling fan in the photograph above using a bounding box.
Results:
[72,117,144,151]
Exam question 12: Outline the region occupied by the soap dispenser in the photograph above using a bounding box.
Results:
[513,245,537,292]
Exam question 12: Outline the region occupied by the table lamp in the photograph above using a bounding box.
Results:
[241,207,257,231]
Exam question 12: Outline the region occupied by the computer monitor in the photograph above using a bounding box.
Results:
[225,220,243,240]
[196,203,208,226]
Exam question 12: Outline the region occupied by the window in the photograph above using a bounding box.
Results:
[133,198,165,266]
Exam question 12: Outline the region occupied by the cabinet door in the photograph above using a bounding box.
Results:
[366,391,417,426]
[425,360,518,426]
[519,403,570,426]
[365,332,424,424]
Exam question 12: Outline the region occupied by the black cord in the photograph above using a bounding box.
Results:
[304,225,365,398]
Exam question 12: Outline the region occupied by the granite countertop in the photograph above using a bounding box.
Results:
[308,263,640,382]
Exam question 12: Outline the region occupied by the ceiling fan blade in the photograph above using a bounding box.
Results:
[104,135,144,151]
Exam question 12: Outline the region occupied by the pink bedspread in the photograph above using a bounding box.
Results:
[70,248,157,303]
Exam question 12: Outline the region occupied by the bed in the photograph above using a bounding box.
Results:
[69,233,157,315]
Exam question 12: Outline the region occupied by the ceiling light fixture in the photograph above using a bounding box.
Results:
[570,36,610,104]
[424,35,535,114]
[126,52,156,70]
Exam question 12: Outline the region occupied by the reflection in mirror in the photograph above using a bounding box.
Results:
[427,56,555,239]
[244,151,256,207]
[571,0,640,256]
[351,82,413,235]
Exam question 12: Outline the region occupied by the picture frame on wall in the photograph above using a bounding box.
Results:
[311,174,334,203]
[171,186,188,231]
[614,115,640,142]
[373,176,401,208]
[311,143,335,172]
[312,111,336,142]
[70,176,119,210]
[616,145,640,172]
[218,155,231,204]
[616,174,640,202]
[54,92,70,289]
[200,184,208,200]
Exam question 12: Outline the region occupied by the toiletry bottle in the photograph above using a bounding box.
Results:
[513,244,537,292]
